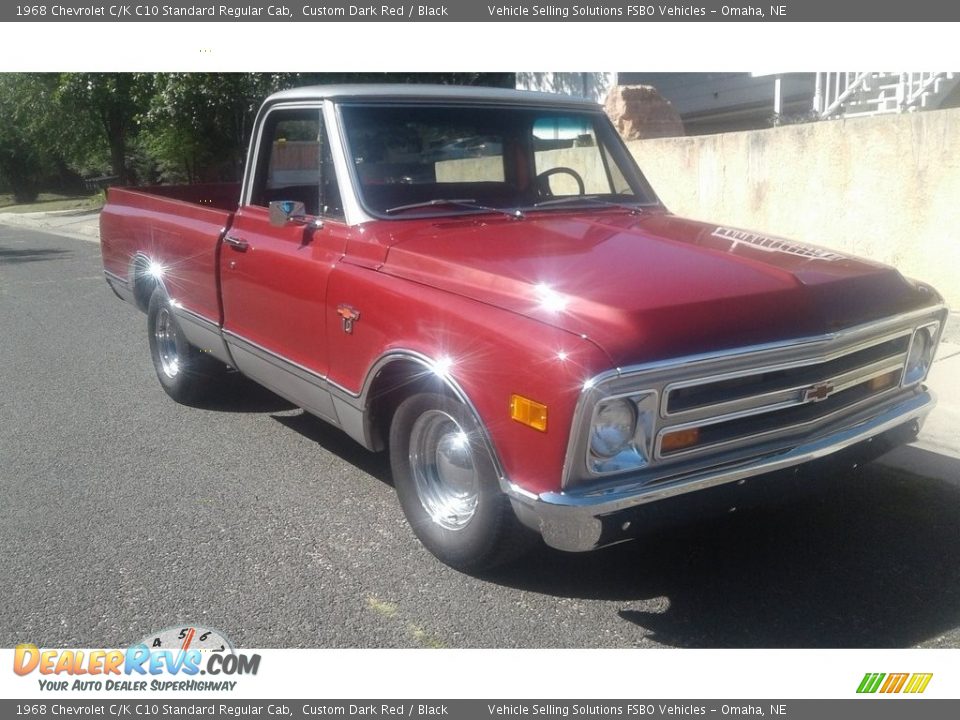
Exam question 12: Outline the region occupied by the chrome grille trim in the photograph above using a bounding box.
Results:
[653,380,904,461]
[660,330,910,419]
[653,330,911,440]
[561,304,947,489]
[528,390,935,552]
[659,356,906,426]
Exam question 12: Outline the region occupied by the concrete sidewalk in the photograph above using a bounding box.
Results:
[0,207,102,243]
[1,208,957,479]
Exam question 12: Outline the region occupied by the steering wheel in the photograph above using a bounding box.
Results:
[536,167,586,197]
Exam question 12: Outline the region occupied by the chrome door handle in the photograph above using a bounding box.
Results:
[224,236,249,251]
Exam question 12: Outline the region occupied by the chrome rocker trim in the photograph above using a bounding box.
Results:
[509,388,935,553]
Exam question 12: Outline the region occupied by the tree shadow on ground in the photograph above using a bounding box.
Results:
[210,395,960,648]
[188,374,296,414]
[271,410,393,485]
[0,247,71,264]
[487,461,960,648]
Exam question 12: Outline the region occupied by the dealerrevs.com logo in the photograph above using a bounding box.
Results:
[12,626,260,692]
[857,672,933,694]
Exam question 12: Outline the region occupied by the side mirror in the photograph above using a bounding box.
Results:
[268,200,322,229]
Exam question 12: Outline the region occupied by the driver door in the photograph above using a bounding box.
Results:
[220,104,348,423]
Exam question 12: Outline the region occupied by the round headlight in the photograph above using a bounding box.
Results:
[589,399,636,458]
[903,326,934,386]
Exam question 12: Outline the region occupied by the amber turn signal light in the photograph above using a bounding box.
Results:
[868,370,900,392]
[510,394,548,432]
[661,427,701,453]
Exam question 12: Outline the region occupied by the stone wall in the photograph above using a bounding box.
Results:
[433,107,960,308]
[628,108,960,307]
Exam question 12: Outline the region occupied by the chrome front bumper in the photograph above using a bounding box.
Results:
[508,388,935,552]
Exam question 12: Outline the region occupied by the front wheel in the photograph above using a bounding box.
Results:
[389,392,534,572]
[147,289,228,404]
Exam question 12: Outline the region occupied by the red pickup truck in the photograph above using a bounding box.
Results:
[101,85,946,571]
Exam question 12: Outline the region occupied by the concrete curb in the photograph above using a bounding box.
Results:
[0,208,102,243]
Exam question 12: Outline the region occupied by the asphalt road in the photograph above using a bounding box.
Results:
[2,227,959,649]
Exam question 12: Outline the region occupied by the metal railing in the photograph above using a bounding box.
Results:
[813,72,958,119]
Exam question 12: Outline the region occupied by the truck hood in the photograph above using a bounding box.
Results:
[379,211,933,366]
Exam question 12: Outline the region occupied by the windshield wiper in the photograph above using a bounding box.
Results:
[531,195,653,214]
[384,198,524,220]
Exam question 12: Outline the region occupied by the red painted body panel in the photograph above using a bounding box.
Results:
[100,158,934,500]
[321,209,929,494]
[376,210,931,367]
[100,184,934,496]
[219,206,349,377]
[325,261,609,494]
[99,185,237,322]
[96,87,949,563]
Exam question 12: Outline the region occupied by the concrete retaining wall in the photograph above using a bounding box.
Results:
[628,108,960,308]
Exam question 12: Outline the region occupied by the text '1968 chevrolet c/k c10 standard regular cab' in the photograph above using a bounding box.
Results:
[100,85,947,571]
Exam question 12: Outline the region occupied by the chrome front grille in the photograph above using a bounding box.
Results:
[654,331,912,459]
[663,335,909,416]
[561,305,947,490]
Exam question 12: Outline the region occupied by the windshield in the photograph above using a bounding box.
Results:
[339,103,659,218]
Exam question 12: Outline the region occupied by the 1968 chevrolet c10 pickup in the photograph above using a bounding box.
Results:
[101,84,946,571]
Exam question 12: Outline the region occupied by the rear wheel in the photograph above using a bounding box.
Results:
[147,289,228,404]
[389,392,534,572]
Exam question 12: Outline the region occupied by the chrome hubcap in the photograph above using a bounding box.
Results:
[155,307,181,379]
[409,410,480,530]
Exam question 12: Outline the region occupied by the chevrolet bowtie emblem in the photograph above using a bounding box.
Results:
[804,382,835,403]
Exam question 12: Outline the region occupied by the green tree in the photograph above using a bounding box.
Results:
[0,74,63,202]
[140,72,514,184]
[142,73,288,183]
[1,72,516,197]
[56,73,152,184]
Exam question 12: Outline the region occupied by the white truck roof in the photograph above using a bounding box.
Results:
[264,84,602,110]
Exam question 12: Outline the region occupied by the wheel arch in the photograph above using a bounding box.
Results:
[357,350,510,490]
[129,252,167,312]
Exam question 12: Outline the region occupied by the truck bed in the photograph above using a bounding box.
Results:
[100,183,240,324]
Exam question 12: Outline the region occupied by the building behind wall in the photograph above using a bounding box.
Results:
[517,72,960,137]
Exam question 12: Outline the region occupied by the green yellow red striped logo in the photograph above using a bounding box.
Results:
[857,672,933,694]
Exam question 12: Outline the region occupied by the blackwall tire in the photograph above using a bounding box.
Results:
[389,392,534,572]
[146,289,227,404]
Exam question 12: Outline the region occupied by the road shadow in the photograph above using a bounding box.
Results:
[487,463,960,648]
[879,443,960,485]
[190,374,296,414]
[185,375,959,648]
[41,208,102,217]
[0,247,71,264]
[272,410,393,485]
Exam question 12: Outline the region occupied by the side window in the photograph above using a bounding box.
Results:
[250,107,343,219]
